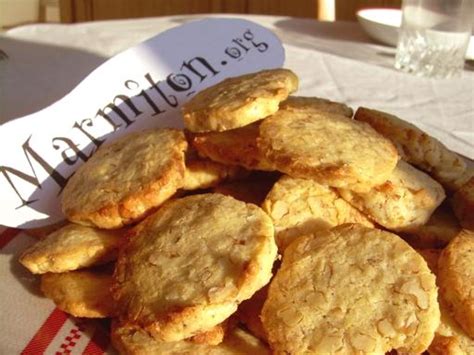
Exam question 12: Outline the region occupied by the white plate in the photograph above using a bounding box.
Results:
[356,8,474,60]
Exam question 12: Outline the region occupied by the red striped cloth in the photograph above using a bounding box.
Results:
[1,227,110,354]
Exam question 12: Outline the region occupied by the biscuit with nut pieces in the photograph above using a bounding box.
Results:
[20,223,122,274]
[262,175,373,251]
[61,129,187,229]
[403,203,461,249]
[429,303,474,355]
[354,107,472,191]
[183,157,247,191]
[416,247,474,355]
[41,270,114,318]
[279,96,353,117]
[183,68,298,132]
[261,224,440,354]
[191,122,274,171]
[338,160,445,231]
[438,230,474,338]
[258,108,399,192]
[112,193,277,342]
[111,321,270,355]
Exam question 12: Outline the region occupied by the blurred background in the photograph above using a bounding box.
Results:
[1,0,404,29]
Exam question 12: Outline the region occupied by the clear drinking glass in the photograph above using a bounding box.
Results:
[394,0,473,78]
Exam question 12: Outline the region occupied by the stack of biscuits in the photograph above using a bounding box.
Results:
[19,68,474,354]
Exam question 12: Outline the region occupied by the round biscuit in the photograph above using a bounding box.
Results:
[258,108,399,192]
[338,160,446,231]
[182,158,247,191]
[354,107,472,191]
[182,68,298,132]
[430,302,474,355]
[191,122,274,171]
[403,202,461,249]
[112,193,277,342]
[19,223,122,274]
[279,96,353,118]
[62,129,187,229]
[438,230,474,338]
[41,270,114,318]
[261,224,440,354]
[262,175,373,251]
[111,322,270,355]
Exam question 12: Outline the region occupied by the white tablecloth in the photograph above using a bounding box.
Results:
[1,14,473,159]
[0,14,473,355]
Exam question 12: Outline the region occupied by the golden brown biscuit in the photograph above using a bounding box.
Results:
[62,129,187,229]
[111,322,270,355]
[183,158,247,191]
[279,95,353,117]
[354,107,472,191]
[189,323,227,346]
[19,223,122,274]
[183,68,298,132]
[430,303,474,355]
[112,193,277,342]
[428,335,462,355]
[41,270,114,318]
[438,230,474,338]
[339,160,445,231]
[404,203,461,249]
[262,175,373,251]
[258,108,399,192]
[213,172,280,205]
[261,224,440,354]
[451,176,474,230]
[417,247,474,355]
[191,122,274,171]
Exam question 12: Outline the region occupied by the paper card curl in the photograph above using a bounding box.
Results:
[0,18,285,228]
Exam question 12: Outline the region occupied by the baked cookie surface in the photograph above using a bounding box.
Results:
[111,322,270,355]
[339,160,445,231]
[41,270,114,318]
[261,224,439,354]
[354,107,471,191]
[262,175,373,250]
[112,193,276,342]
[182,157,247,191]
[258,108,399,191]
[62,129,187,229]
[191,122,274,171]
[403,203,461,249]
[438,230,474,338]
[19,223,122,274]
[279,95,353,117]
[183,68,298,132]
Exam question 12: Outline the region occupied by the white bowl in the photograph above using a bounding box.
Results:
[357,8,401,46]
[356,8,474,60]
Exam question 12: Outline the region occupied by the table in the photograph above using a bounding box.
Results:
[1,14,473,157]
[0,14,473,354]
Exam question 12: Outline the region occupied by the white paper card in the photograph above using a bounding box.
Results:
[0,18,285,228]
